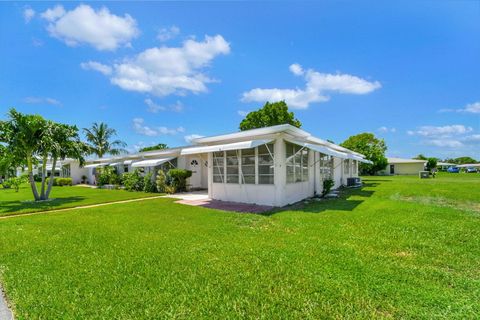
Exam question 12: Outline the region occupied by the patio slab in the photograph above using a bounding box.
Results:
[174,198,273,213]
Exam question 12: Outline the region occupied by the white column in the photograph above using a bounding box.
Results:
[274,136,286,207]
[207,152,213,199]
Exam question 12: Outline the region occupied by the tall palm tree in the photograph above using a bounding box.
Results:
[83,122,127,158]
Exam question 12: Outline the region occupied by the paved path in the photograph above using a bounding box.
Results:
[0,196,165,220]
[0,286,13,320]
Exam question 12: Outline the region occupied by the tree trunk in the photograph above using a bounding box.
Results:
[40,155,47,200]
[27,155,40,201]
[45,157,57,200]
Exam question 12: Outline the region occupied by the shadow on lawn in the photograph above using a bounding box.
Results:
[0,196,86,214]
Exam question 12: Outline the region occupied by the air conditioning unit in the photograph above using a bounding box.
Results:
[347,177,361,187]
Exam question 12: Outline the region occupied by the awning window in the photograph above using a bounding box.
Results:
[131,157,175,168]
[180,139,274,155]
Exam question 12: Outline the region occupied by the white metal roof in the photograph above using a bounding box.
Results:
[387,157,426,164]
[181,139,274,155]
[84,163,106,168]
[131,157,175,168]
[457,163,480,168]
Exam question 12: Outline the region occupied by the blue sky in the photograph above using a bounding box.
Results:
[1,1,479,159]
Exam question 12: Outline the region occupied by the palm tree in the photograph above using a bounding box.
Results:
[83,122,127,158]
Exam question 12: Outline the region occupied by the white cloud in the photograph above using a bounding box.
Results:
[85,34,229,96]
[41,4,139,51]
[378,126,396,133]
[133,118,184,136]
[425,139,464,148]
[439,101,480,114]
[237,110,249,117]
[407,125,473,137]
[157,26,180,42]
[23,96,61,106]
[80,61,112,75]
[145,99,184,113]
[242,63,381,109]
[23,7,35,23]
[184,134,204,143]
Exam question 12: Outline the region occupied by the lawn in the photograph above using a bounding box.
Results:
[0,173,479,319]
[0,184,159,216]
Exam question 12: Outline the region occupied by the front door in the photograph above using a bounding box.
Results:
[390,164,395,174]
[188,157,201,189]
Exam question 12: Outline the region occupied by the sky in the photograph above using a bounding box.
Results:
[1,1,479,159]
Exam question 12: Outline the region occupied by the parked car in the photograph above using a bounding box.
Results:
[447,166,460,173]
[466,167,478,173]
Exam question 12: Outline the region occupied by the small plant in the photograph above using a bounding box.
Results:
[143,172,157,193]
[4,176,27,192]
[122,169,144,192]
[156,170,167,193]
[322,179,334,197]
[164,185,177,194]
[81,175,87,184]
[167,169,192,192]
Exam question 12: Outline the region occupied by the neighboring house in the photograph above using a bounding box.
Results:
[378,157,426,175]
[23,124,371,207]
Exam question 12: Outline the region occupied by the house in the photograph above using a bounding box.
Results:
[378,157,426,175]
[55,124,372,207]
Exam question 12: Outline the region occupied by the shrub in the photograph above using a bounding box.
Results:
[97,167,120,186]
[156,170,167,193]
[164,185,177,194]
[143,172,157,193]
[3,176,27,192]
[81,175,88,184]
[122,169,144,192]
[48,177,73,186]
[167,169,192,192]
[322,179,334,197]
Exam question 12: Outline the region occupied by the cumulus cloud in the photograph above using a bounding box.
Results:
[378,126,396,133]
[84,35,230,96]
[23,7,35,23]
[439,101,480,114]
[424,139,464,148]
[184,134,204,143]
[133,118,184,136]
[145,99,184,113]
[407,125,473,137]
[23,96,61,106]
[80,61,112,75]
[157,26,180,42]
[41,4,139,51]
[242,63,381,109]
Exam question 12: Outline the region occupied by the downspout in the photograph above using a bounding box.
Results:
[313,152,317,196]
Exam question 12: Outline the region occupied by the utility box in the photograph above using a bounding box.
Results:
[347,177,361,186]
[419,171,430,179]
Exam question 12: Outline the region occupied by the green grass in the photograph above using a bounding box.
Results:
[0,184,159,216]
[0,173,479,319]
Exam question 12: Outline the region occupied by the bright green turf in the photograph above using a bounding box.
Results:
[0,184,158,216]
[0,173,479,319]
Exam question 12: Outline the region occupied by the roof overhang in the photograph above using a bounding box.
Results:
[180,139,274,155]
[457,163,480,168]
[84,163,106,168]
[131,157,175,168]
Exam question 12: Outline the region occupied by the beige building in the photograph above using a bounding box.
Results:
[379,157,426,175]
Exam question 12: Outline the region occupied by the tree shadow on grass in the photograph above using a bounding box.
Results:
[0,196,86,215]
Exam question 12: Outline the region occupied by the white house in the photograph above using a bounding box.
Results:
[57,124,371,207]
[378,157,426,175]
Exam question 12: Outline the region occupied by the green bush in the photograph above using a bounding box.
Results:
[143,172,157,193]
[167,169,192,192]
[49,177,72,186]
[322,179,335,197]
[122,169,144,192]
[3,176,27,192]
[98,167,121,186]
[156,170,167,193]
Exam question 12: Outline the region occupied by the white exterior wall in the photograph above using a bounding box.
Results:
[380,162,425,175]
[68,162,88,184]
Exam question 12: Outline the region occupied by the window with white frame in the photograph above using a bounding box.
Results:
[62,164,71,177]
[212,143,274,185]
[344,159,350,175]
[213,151,224,183]
[352,160,358,175]
[319,154,333,180]
[241,148,256,184]
[286,142,309,183]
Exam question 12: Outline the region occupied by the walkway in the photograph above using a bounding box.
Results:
[0,286,13,320]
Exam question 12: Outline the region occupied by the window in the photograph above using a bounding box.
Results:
[241,148,256,184]
[124,165,129,173]
[213,151,224,183]
[286,142,309,183]
[62,164,71,177]
[226,150,239,183]
[319,154,333,180]
[344,159,350,175]
[352,160,358,175]
[258,144,274,184]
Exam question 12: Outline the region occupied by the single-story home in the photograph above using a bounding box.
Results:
[378,157,426,175]
[27,124,372,207]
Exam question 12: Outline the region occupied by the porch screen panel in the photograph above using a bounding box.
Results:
[213,151,224,183]
[226,150,239,183]
[241,148,256,184]
[352,160,358,175]
[258,143,274,184]
[344,159,350,174]
[286,142,308,183]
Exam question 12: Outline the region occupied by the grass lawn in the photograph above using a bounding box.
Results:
[0,184,159,217]
[0,173,479,319]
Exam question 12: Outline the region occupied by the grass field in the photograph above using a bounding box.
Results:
[0,173,479,319]
[0,184,159,217]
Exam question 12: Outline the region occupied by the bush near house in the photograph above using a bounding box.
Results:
[98,167,121,186]
[321,179,334,197]
[47,177,73,186]
[167,169,192,193]
[122,169,145,192]
[156,170,167,193]
[143,172,157,193]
